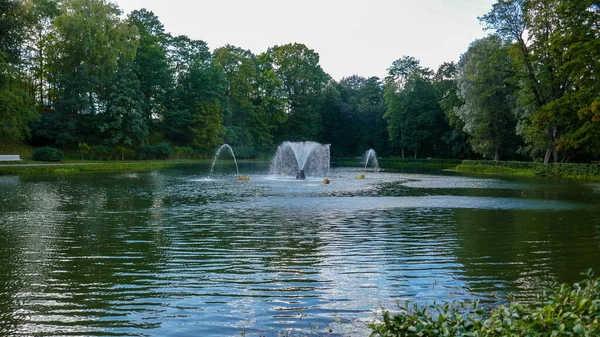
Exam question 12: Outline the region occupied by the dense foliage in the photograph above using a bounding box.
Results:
[370,270,600,336]
[31,146,63,161]
[0,0,598,163]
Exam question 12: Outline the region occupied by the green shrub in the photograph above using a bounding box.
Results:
[115,146,130,161]
[91,145,112,160]
[135,146,157,160]
[174,146,196,159]
[231,146,257,159]
[78,142,91,160]
[155,142,172,160]
[32,147,64,162]
[370,270,600,336]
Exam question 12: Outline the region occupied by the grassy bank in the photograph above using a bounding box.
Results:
[0,161,207,175]
[456,160,600,180]
[334,157,462,169]
[0,140,36,159]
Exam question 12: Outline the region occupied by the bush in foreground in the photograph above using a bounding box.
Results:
[32,146,64,162]
[369,270,599,336]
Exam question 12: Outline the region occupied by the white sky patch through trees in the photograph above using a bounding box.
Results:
[115,0,495,80]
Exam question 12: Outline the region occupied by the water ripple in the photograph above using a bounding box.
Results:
[0,169,599,336]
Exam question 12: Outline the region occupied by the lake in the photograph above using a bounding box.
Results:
[1,164,599,336]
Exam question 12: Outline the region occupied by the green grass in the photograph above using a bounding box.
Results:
[455,164,538,177]
[0,140,36,159]
[456,160,600,181]
[333,157,462,169]
[0,161,204,175]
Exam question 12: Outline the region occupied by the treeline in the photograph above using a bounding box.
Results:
[0,0,598,163]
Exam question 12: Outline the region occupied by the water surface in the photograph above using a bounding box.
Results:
[1,166,599,336]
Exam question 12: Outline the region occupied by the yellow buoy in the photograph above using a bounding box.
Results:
[323,178,330,184]
[356,174,365,180]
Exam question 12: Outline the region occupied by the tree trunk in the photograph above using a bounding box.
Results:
[401,147,405,159]
[518,38,544,108]
[494,146,499,161]
[414,149,417,159]
[544,149,552,164]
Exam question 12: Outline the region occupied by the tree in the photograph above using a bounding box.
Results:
[100,61,148,148]
[356,76,389,155]
[49,0,138,116]
[323,75,389,157]
[0,0,39,140]
[399,76,446,159]
[21,0,61,107]
[214,45,285,151]
[0,70,39,140]
[166,35,226,150]
[264,43,330,142]
[0,0,27,63]
[434,62,472,159]
[481,0,600,162]
[320,80,350,155]
[190,100,223,154]
[456,36,519,161]
[127,9,172,124]
[384,56,446,158]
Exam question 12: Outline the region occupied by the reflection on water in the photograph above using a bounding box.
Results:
[1,166,599,336]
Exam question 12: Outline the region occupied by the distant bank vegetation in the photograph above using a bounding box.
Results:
[1,0,598,167]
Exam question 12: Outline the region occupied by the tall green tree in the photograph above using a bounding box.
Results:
[0,0,39,140]
[384,56,446,158]
[320,81,347,154]
[214,45,285,151]
[100,61,147,147]
[481,0,600,162]
[323,75,388,156]
[127,9,172,124]
[456,36,520,161]
[49,0,138,116]
[190,100,223,154]
[434,62,472,159]
[21,0,60,107]
[264,43,329,142]
[166,35,226,152]
[0,0,27,63]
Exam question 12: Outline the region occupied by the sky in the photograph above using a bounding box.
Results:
[115,0,496,80]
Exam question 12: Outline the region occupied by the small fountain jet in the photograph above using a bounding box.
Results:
[210,144,240,178]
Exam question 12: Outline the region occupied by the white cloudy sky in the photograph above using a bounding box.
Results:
[115,0,495,80]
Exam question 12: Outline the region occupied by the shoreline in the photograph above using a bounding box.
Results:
[3,158,600,181]
[455,160,600,181]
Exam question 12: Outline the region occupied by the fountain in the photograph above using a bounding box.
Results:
[269,142,330,180]
[362,149,379,172]
[210,144,240,177]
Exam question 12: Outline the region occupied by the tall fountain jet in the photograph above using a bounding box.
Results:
[270,142,330,180]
